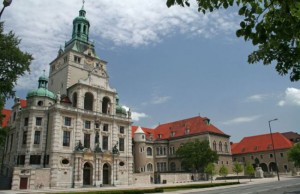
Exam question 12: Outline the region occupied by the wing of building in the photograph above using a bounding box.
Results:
[132,116,233,183]
[231,133,294,173]
[2,5,133,189]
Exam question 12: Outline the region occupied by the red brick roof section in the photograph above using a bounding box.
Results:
[20,99,27,108]
[132,116,228,140]
[1,109,12,127]
[231,133,293,155]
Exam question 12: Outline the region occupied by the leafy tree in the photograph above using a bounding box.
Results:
[219,164,228,182]
[232,162,243,182]
[166,0,300,81]
[288,143,300,167]
[245,163,255,181]
[0,21,33,119]
[204,163,216,183]
[176,139,218,172]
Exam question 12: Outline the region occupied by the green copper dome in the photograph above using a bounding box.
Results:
[27,75,56,100]
[116,96,127,115]
[71,6,90,43]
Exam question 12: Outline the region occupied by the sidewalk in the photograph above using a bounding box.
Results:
[0,176,292,194]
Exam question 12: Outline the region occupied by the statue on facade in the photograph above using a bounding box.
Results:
[75,140,84,151]
[94,143,102,153]
[112,141,119,155]
[95,131,99,144]
[128,108,131,119]
[56,91,61,104]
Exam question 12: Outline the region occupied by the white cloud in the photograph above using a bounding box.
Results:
[246,94,267,102]
[278,87,300,106]
[223,115,261,125]
[122,106,148,121]
[151,96,171,104]
[3,0,239,90]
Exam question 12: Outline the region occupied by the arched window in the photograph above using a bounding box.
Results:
[77,24,81,33]
[72,92,77,108]
[102,97,111,114]
[84,92,93,111]
[83,25,86,34]
[213,141,217,151]
[147,163,153,172]
[170,162,176,172]
[147,147,152,156]
[224,142,228,153]
[219,141,223,152]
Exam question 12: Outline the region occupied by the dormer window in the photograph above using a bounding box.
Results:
[158,134,162,139]
[171,132,175,137]
[185,128,190,135]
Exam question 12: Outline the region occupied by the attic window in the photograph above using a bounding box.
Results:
[185,128,190,135]
[204,119,210,125]
[254,146,258,151]
[171,132,175,137]
[158,134,162,139]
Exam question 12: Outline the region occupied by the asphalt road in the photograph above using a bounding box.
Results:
[174,177,300,194]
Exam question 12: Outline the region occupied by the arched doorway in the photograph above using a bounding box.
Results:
[83,162,93,186]
[269,162,277,172]
[260,163,268,172]
[102,163,111,185]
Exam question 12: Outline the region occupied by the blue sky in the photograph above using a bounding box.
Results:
[2,0,300,142]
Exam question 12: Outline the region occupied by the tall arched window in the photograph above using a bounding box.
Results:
[213,141,217,151]
[84,92,93,111]
[102,97,111,114]
[170,162,176,172]
[147,147,152,156]
[72,92,77,108]
[219,141,223,152]
[83,25,86,34]
[224,142,228,153]
[77,24,81,33]
[147,163,153,172]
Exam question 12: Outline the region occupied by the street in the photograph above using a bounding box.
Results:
[173,177,300,194]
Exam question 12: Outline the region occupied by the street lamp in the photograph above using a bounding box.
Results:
[268,118,280,181]
[0,0,12,19]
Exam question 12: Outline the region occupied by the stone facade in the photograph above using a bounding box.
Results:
[2,6,133,190]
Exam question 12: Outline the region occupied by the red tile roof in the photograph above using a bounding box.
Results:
[132,116,228,140]
[1,109,11,128]
[231,133,293,155]
[132,126,155,139]
[20,99,27,108]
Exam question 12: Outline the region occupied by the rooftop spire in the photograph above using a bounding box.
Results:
[82,0,85,9]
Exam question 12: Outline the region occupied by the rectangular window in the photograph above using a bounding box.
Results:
[34,131,41,145]
[85,120,91,129]
[44,155,49,165]
[119,138,125,151]
[24,117,29,126]
[280,153,284,157]
[36,117,42,126]
[270,154,273,158]
[84,133,90,148]
[103,124,109,132]
[95,123,100,129]
[156,147,160,156]
[119,126,125,134]
[30,155,41,165]
[102,136,108,150]
[64,117,72,126]
[74,55,81,63]
[63,131,70,146]
[17,155,25,165]
[260,154,263,159]
[22,131,27,145]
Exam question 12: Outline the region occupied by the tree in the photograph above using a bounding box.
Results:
[204,163,216,183]
[245,163,255,181]
[232,162,243,182]
[166,0,300,81]
[288,143,300,167]
[176,139,218,172]
[0,21,33,121]
[219,164,228,182]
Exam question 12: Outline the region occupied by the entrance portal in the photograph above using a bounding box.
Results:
[102,163,111,185]
[19,177,28,189]
[83,162,92,186]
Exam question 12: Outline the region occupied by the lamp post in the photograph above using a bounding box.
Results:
[268,118,280,181]
[0,0,12,19]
